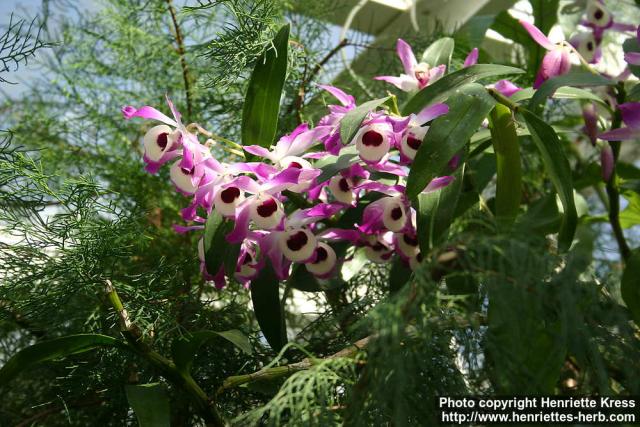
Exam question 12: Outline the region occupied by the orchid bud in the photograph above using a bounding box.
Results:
[586,0,611,28]
[354,122,392,163]
[382,197,407,232]
[305,242,337,277]
[214,186,245,217]
[328,175,354,204]
[600,142,614,182]
[395,232,419,258]
[279,228,317,262]
[250,195,284,229]
[143,125,177,162]
[170,161,198,195]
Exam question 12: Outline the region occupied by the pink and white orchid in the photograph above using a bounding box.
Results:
[519,20,572,88]
[374,39,446,92]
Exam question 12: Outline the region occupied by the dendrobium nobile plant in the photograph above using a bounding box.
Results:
[118,6,640,352]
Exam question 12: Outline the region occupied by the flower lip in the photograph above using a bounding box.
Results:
[220,187,241,203]
[257,198,278,217]
[314,246,329,262]
[407,136,422,150]
[286,231,308,251]
[390,207,403,220]
[362,130,383,147]
[279,228,317,262]
[306,242,337,277]
[338,178,350,192]
[157,133,169,149]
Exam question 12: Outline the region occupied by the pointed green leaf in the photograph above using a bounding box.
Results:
[406,84,494,198]
[519,109,577,251]
[125,383,171,427]
[402,64,523,115]
[622,250,640,326]
[203,211,236,276]
[250,264,287,351]
[416,164,465,252]
[172,329,252,374]
[421,37,454,69]
[528,70,613,114]
[241,24,290,150]
[339,96,391,145]
[511,86,611,110]
[315,146,359,183]
[0,334,123,385]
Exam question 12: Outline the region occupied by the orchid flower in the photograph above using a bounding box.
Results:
[397,103,449,161]
[520,20,573,88]
[582,103,599,145]
[600,142,614,182]
[374,39,446,92]
[569,32,600,64]
[599,102,640,141]
[581,0,637,43]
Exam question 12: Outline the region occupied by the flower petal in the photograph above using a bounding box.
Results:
[373,75,406,90]
[396,38,418,76]
[624,52,640,66]
[598,127,640,141]
[424,176,455,192]
[121,105,178,127]
[463,48,478,67]
[493,80,522,97]
[415,103,449,124]
[620,102,640,129]
[318,84,355,107]
[519,19,556,50]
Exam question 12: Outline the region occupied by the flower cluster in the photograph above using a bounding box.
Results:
[123,40,455,288]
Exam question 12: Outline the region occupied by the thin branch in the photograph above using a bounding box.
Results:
[166,0,193,121]
[16,397,104,427]
[289,38,349,123]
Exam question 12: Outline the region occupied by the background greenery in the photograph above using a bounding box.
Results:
[1,0,639,425]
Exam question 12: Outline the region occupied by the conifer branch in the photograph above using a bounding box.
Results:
[167,0,193,121]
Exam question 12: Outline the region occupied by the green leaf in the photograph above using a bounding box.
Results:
[406,84,495,198]
[421,37,454,69]
[621,250,640,326]
[241,24,290,150]
[511,86,611,110]
[623,37,640,78]
[125,383,171,427]
[402,64,523,116]
[250,264,287,351]
[416,164,465,253]
[488,103,522,225]
[172,329,252,374]
[339,96,391,145]
[203,211,236,276]
[628,83,640,101]
[515,194,561,236]
[0,334,123,385]
[315,146,359,183]
[520,109,577,252]
[620,190,640,229]
[389,257,412,294]
[528,70,613,114]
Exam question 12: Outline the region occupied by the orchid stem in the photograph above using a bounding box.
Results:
[487,88,519,112]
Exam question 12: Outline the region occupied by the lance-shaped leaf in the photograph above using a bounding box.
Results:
[622,250,640,326]
[0,334,124,385]
[488,103,522,225]
[340,96,391,145]
[203,211,237,276]
[406,83,494,198]
[416,164,465,253]
[520,109,577,252]
[125,383,171,427]
[421,37,454,69]
[511,86,611,110]
[172,330,252,374]
[241,24,290,150]
[528,70,613,114]
[315,146,359,183]
[251,264,287,351]
[402,64,523,115]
